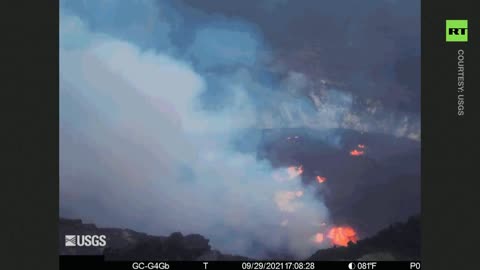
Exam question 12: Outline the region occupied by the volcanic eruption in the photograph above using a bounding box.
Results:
[316,176,327,183]
[287,165,304,179]
[327,226,358,247]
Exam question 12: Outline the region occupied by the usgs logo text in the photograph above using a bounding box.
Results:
[65,235,107,247]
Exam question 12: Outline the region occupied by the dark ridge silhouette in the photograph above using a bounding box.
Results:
[59,218,251,261]
[60,215,419,261]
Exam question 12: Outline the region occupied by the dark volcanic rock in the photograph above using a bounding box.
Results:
[59,218,160,255]
[60,216,418,261]
[105,231,210,260]
[60,218,250,261]
[254,128,420,237]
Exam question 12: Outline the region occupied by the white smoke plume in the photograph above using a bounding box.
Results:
[60,10,330,258]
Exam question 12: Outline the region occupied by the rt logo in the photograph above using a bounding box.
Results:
[446,20,468,42]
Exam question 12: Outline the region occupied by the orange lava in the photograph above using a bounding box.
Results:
[287,165,304,178]
[350,149,364,156]
[358,144,365,149]
[314,233,324,243]
[327,226,358,247]
[316,176,327,183]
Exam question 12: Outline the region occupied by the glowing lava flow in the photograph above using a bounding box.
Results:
[316,176,327,183]
[350,144,366,156]
[350,149,364,156]
[327,226,358,247]
[287,165,304,179]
